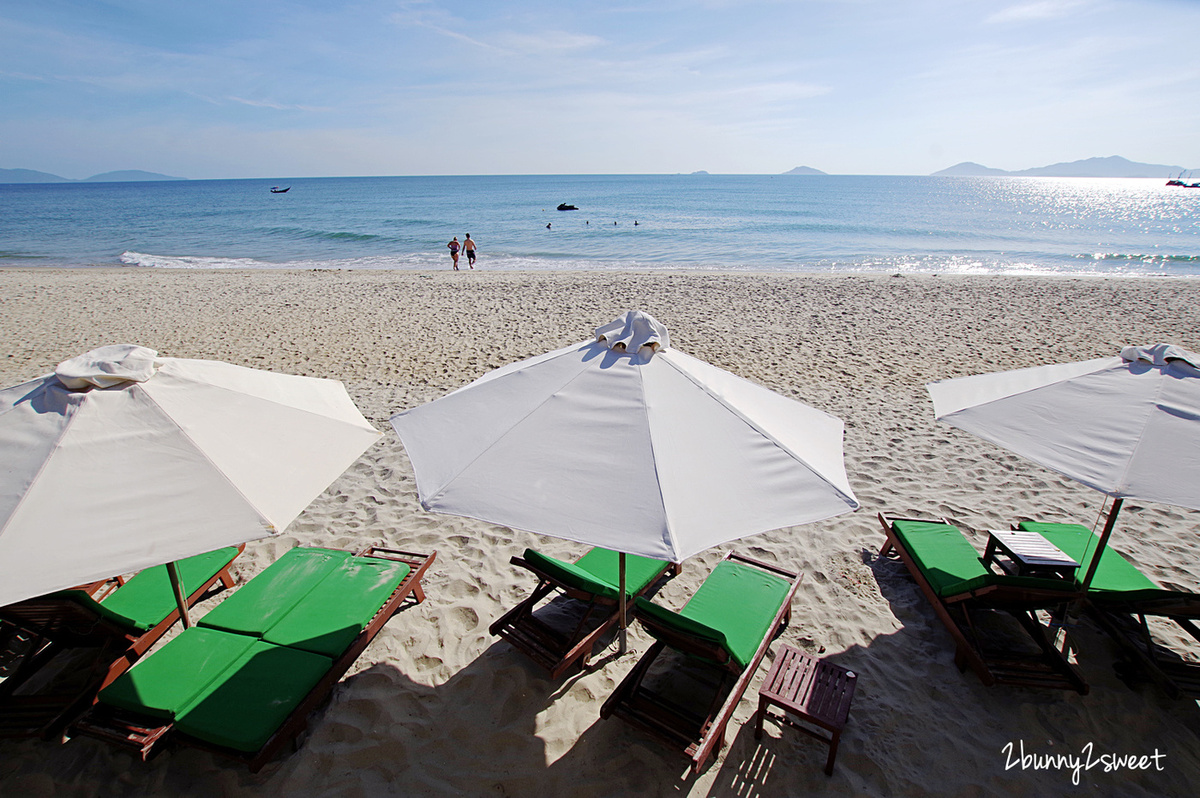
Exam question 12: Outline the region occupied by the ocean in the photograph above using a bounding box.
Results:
[1,174,1197,276]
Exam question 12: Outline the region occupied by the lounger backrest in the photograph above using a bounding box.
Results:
[199,547,411,657]
[636,560,791,669]
[99,546,242,631]
[10,545,241,634]
[1016,522,1159,594]
[574,548,670,598]
[4,590,142,635]
[523,548,617,600]
[523,547,669,602]
[888,520,991,596]
[890,520,1072,597]
[261,555,411,657]
[198,548,351,637]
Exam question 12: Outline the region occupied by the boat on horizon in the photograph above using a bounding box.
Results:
[270,186,291,193]
[556,203,578,211]
[1166,173,1200,188]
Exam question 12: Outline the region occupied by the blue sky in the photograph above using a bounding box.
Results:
[2,0,1198,178]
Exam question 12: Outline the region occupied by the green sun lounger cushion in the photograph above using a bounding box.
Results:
[1017,522,1159,594]
[174,640,333,753]
[889,519,1075,597]
[198,548,352,637]
[636,560,792,669]
[262,555,411,657]
[523,547,668,602]
[47,546,240,633]
[888,520,992,597]
[98,626,258,720]
[98,546,241,631]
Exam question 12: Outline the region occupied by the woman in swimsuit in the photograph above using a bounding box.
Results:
[447,237,460,270]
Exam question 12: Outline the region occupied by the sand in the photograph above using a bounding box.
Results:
[1,267,1199,796]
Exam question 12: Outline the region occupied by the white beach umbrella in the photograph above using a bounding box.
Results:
[0,344,382,613]
[391,311,859,647]
[927,343,1200,588]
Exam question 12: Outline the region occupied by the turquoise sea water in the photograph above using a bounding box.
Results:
[1,174,1197,275]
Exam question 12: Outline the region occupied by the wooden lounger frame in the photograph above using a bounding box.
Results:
[489,553,680,679]
[72,546,435,773]
[878,513,1088,694]
[0,545,244,739]
[599,551,801,775]
[1086,594,1200,699]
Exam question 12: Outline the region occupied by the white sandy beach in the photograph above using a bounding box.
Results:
[2,267,1199,797]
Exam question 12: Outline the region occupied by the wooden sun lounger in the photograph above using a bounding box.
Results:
[0,545,244,739]
[72,546,434,772]
[600,552,801,774]
[1012,520,1200,699]
[1088,591,1200,698]
[489,547,679,678]
[878,513,1087,693]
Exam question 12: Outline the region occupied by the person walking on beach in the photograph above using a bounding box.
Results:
[463,234,476,269]
[447,236,460,270]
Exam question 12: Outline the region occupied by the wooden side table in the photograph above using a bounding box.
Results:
[754,644,857,776]
[983,529,1079,580]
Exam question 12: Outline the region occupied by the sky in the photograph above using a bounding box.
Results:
[1,0,1198,179]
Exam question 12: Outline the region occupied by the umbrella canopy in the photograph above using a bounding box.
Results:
[0,344,382,608]
[927,343,1200,587]
[390,311,859,564]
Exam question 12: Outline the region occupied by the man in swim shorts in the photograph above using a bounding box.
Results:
[447,236,460,270]
[463,234,476,268]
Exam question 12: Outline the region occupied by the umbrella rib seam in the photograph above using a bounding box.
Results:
[659,356,859,510]
[410,348,591,507]
[161,364,381,435]
[135,383,278,533]
[1111,371,1170,498]
[639,358,680,561]
[0,379,81,541]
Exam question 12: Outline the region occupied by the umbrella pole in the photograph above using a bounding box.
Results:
[618,552,628,655]
[166,561,192,629]
[1079,497,1123,592]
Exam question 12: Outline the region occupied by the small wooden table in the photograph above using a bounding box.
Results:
[754,644,857,776]
[983,529,1080,580]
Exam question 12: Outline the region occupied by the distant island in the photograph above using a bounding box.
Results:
[0,168,185,184]
[782,166,828,176]
[932,156,1191,179]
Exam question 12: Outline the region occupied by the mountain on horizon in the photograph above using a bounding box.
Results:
[932,156,1189,178]
[0,168,185,184]
[0,168,73,183]
[84,170,185,182]
[782,166,828,176]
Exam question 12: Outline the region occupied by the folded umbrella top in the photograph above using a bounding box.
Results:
[595,310,670,354]
[54,344,160,390]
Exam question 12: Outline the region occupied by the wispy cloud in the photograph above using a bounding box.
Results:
[986,0,1088,25]
[226,96,328,113]
[492,31,606,55]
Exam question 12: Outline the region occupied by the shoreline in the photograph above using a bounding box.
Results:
[4,263,1200,280]
[2,268,1199,795]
